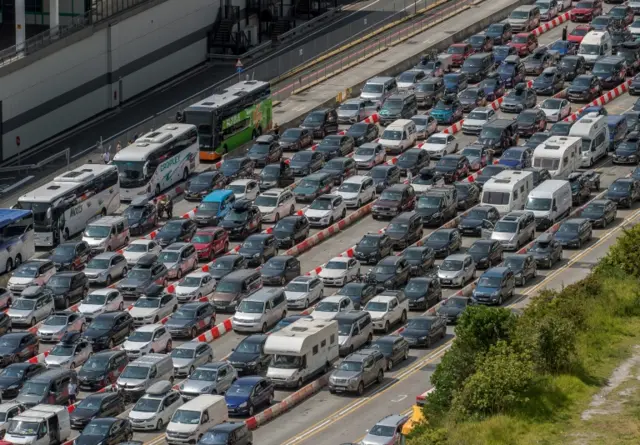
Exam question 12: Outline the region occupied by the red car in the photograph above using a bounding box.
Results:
[508,33,538,56]
[447,43,474,67]
[192,227,230,261]
[568,25,594,44]
[571,0,602,22]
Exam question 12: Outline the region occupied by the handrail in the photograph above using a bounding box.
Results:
[0,148,69,174]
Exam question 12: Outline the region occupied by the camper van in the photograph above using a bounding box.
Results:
[532,136,581,178]
[524,180,572,230]
[579,31,612,68]
[480,170,535,214]
[264,318,339,389]
[569,113,610,168]
[4,404,71,445]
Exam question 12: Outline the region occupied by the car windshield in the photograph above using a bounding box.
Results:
[8,420,41,435]
[316,301,339,312]
[467,111,488,121]
[52,244,75,260]
[298,179,320,189]
[504,257,525,270]
[380,190,402,201]
[133,397,161,413]
[437,158,458,167]
[189,368,217,381]
[212,258,234,270]
[192,234,214,244]
[407,318,432,329]
[12,299,35,310]
[20,381,48,396]
[129,330,154,342]
[76,397,103,410]
[311,198,334,210]
[443,297,467,307]
[542,99,562,109]
[525,197,552,210]
[238,300,265,314]
[134,298,161,308]
[225,209,251,223]
[82,355,109,371]
[236,340,261,353]
[382,99,403,111]
[418,196,441,209]
[593,63,613,76]
[559,58,577,69]
[255,195,278,207]
[502,149,524,160]
[274,219,297,232]
[429,231,450,241]
[338,361,363,372]
[434,100,453,111]
[459,89,478,99]
[469,242,491,253]
[171,410,201,424]
[362,83,384,93]
[375,265,396,275]
[127,268,151,280]
[479,127,502,139]
[444,74,461,84]
[44,315,67,326]
[228,184,248,194]
[86,258,110,270]
[319,138,340,148]
[89,317,114,330]
[285,281,309,293]
[381,130,402,140]
[494,46,512,57]
[398,72,417,82]
[126,243,151,253]
[558,223,580,234]
[517,113,537,124]
[478,276,503,287]
[47,276,71,288]
[617,141,638,152]
[171,348,196,359]
[583,203,605,214]
[365,301,389,312]
[50,345,74,356]
[199,202,220,214]
[494,221,517,232]
[611,182,631,193]
[440,260,463,271]
[12,263,40,278]
[427,136,447,145]
[512,35,528,44]
[338,323,353,335]
[161,222,183,234]
[448,45,466,54]
[0,366,24,378]
[84,225,111,238]
[181,276,205,288]
[215,280,241,293]
[172,309,196,319]
[399,151,420,163]
[579,44,601,55]
[510,10,530,18]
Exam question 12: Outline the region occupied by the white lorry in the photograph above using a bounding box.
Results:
[4,404,71,445]
[364,293,409,333]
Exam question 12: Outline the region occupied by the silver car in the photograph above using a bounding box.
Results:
[7,287,55,327]
[170,342,214,377]
[487,211,536,251]
[178,361,237,400]
[437,254,476,288]
[328,349,386,396]
[44,338,92,369]
[158,243,198,280]
[83,252,129,286]
[362,414,409,445]
[411,115,438,140]
[396,70,426,91]
[284,276,324,309]
[337,98,379,124]
[37,311,87,343]
[353,143,386,169]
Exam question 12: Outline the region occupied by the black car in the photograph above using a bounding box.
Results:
[320,157,357,185]
[624,111,640,133]
[613,131,640,164]
[202,423,253,445]
[164,302,216,339]
[209,254,247,280]
[369,335,411,371]
[580,199,617,228]
[516,109,547,137]
[316,135,355,160]
[454,182,480,210]
[0,312,11,336]
[434,155,471,183]
[184,171,227,201]
[221,157,255,180]
[425,228,462,258]
[611,29,634,53]
[385,212,423,249]
[260,255,301,285]
[567,74,602,102]
[45,271,89,309]
[523,48,553,76]
[549,121,574,136]
[568,172,591,205]
[273,215,310,248]
[532,67,565,95]
[228,334,271,375]
[0,332,39,367]
[404,277,441,311]
[75,418,133,445]
[50,241,92,271]
[155,218,197,247]
[631,73,640,96]
[474,164,511,189]
[288,150,325,176]
[219,199,262,240]
[415,189,458,226]
[258,163,295,191]
[486,22,512,44]
[503,253,537,286]
[458,88,487,113]
[524,132,551,150]
[70,392,126,430]
[368,165,401,193]
[123,198,159,235]
[529,233,563,268]
[399,316,447,347]
[415,78,446,108]
[458,205,501,236]
[372,256,411,291]
[435,296,469,323]
[554,218,593,249]
[83,311,134,351]
[557,55,586,81]
[467,239,503,270]
[401,246,436,276]
[336,282,377,310]
[354,233,393,265]
[238,233,278,267]
[606,177,640,208]
[278,127,313,151]
[396,148,430,177]
[346,122,380,146]
[247,135,283,167]
[0,362,45,399]
[77,350,128,391]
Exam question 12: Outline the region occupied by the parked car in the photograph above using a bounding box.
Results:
[399,316,447,347]
[82,311,134,351]
[225,376,275,416]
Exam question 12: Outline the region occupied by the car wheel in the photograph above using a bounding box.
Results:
[105,275,112,286]
[262,323,268,333]
[400,310,407,323]
[404,349,409,361]
[166,340,172,352]
[280,277,286,286]
[248,404,255,416]
[189,366,195,376]
[268,392,275,405]
[328,217,334,227]
[118,302,124,311]
[70,361,76,369]
[275,213,280,222]
[341,209,346,219]
[156,419,164,430]
[30,317,36,327]
[387,359,393,371]
[356,199,361,208]
[384,321,390,333]
[357,382,365,396]
[177,269,183,280]
[377,370,384,384]
[190,327,197,338]
[498,295,503,306]
[81,323,87,332]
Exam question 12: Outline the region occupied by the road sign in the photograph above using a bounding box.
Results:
[235,59,243,68]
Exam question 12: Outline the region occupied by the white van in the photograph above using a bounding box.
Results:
[165,395,228,445]
[231,287,287,333]
[82,215,130,254]
[378,119,417,154]
[524,180,572,230]
[579,31,612,67]
[264,317,339,388]
[481,170,534,214]
[532,135,581,178]
[569,113,610,168]
[4,404,71,445]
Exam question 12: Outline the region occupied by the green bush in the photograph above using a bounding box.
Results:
[598,224,640,279]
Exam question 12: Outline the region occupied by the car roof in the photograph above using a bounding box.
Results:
[197,362,230,371]
[52,271,82,277]
[261,188,287,196]
[290,276,314,283]
[483,267,510,276]
[91,252,120,260]
[180,302,209,310]
[376,414,408,427]
[94,312,123,320]
[373,335,402,344]
[243,334,268,343]
[235,376,265,386]
[229,178,255,186]
[445,254,470,261]
[378,256,402,265]
[208,421,247,433]
[164,243,190,250]
[135,324,165,333]
[175,342,202,351]
[0,332,33,340]
[329,257,350,263]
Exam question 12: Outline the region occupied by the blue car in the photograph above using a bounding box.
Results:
[549,40,577,56]
[497,56,526,88]
[269,315,313,333]
[225,376,275,416]
[479,74,506,101]
[443,73,468,94]
[471,267,515,306]
[197,189,235,226]
[430,96,464,124]
[493,45,517,65]
[498,146,533,169]
[578,105,608,119]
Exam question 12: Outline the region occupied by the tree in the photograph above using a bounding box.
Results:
[454,305,517,352]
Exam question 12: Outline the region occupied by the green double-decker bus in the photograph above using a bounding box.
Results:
[183,80,273,162]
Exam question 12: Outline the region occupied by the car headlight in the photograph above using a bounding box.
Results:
[349,377,360,384]
[432,212,442,219]
[201,385,213,392]
[515,273,522,278]
[253,253,261,258]
[7,384,19,390]
[239,402,248,408]
[385,279,393,287]
[418,336,428,341]
[416,297,425,302]
[170,264,179,270]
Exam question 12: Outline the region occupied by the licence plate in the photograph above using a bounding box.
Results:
[442,280,451,284]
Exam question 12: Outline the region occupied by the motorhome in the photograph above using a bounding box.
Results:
[532,135,581,178]
[569,113,610,168]
[4,404,71,445]
[480,170,535,214]
[264,318,339,388]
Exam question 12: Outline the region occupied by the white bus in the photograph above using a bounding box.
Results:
[15,164,120,247]
[112,124,199,201]
[0,209,35,274]
[532,136,581,178]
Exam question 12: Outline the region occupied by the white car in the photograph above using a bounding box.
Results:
[78,289,124,320]
[123,240,162,267]
[539,98,571,122]
[318,257,361,287]
[284,276,324,309]
[461,107,497,135]
[364,294,409,333]
[129,293,179,326]
[411,115,438,140]
[44,338,92,369]
[227,178,260,201]
[630,19,640,38]
[123,324,173,360]
[336,176,377,208]
[304,194,347,227]
[255,188,296,222]
[158,243,198,280]
[129,382,182,431]
[312,295,355,320]
[0,403,26,438]
[174,271,217,304]
[7,259,56,296]
[437,253,476,288]
[423,133,458,159]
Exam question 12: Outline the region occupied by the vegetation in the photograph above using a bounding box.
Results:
[408,224,640,444]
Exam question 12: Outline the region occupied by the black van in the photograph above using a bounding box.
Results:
[379,92,418,125]
[476,119,519,155]
[78,350,129,390]
[300,108,339,138]
[17,368,76,407]
[385,212,423,249]
[293,172,334,202]
[461,53,495,83]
